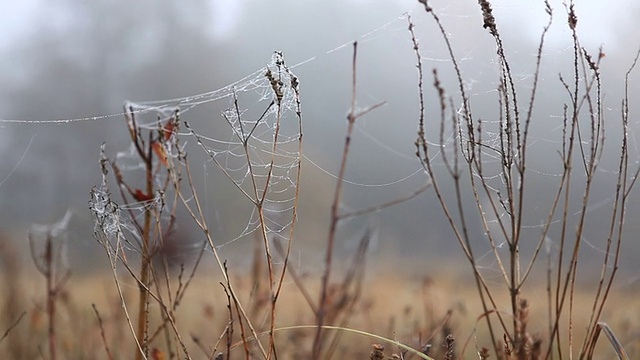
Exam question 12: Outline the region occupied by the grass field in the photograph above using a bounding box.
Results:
[1,253,638,359]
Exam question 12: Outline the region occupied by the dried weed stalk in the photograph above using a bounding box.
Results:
[90,108,195,359]
[29,211,73,360]
[311,41,389,359]
[414,0,638,358]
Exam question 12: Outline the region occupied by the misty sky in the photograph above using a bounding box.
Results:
[1,0,640,277]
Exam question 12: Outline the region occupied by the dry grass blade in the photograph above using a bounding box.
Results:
[245,325,437,360]
[587,322,629,360]
[0,312,26,345]
[92,304,114,360]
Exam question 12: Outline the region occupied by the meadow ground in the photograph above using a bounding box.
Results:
[1,251,638,359]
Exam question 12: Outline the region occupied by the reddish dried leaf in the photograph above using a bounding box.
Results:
[163,118,176,141]
[133,189,154,202]
[151,348,166,360]
[152,141,168,167]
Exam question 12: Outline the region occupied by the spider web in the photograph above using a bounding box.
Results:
[186,51,303,249]
[89,51,303,262]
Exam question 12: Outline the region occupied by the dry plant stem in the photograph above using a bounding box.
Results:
[475,0,529,345]
[93,148,147,358]
[575,53,608,357]
[194,330,225,360]
[312,41,360,359]
[221,281,234,360]
[171,141,268,359]
[272,56,304,311]
[558,9,582,357]
[470,122,514,283]
[0,237,24,358]
[506,1,554,296]
[423,3,627,358]
[101,109,188,359]
[190,336,211,359]
[411,6,501,355]
[258,61,293,357]
[45,236,58,360]
[131,115,153,360]
[92,304,114,360]
[0,312,25,345]
[221,261,255,360]
[29,231,71,360]
[268,61,304,329]
[122,106,155,360]
[232,95,276,312]
[518,22,566,280]
[414,2,622,357]
[180,56,302,359]
[272,240,317,314]
[520,0,553,155]
[105,233,147,358]
[312,41,384,359]
[548,10,590,357]
[338,183,431,220]
[110,245,192,358]
[583,48,640,359]
[256,186,277,359]
[146,265,174,347]
[324,231,369,358]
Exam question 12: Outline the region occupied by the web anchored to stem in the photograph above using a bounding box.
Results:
[89,51,303,359]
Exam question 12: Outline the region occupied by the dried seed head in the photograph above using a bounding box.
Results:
[478,0,497,35]
[444,333,455,360]
[370,344,386,360]
[568,4,578,30]
[418,0,433,12]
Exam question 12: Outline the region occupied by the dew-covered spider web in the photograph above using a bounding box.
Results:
[89,51,305,265]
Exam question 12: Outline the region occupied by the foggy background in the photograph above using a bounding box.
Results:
[1,0,640,282]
